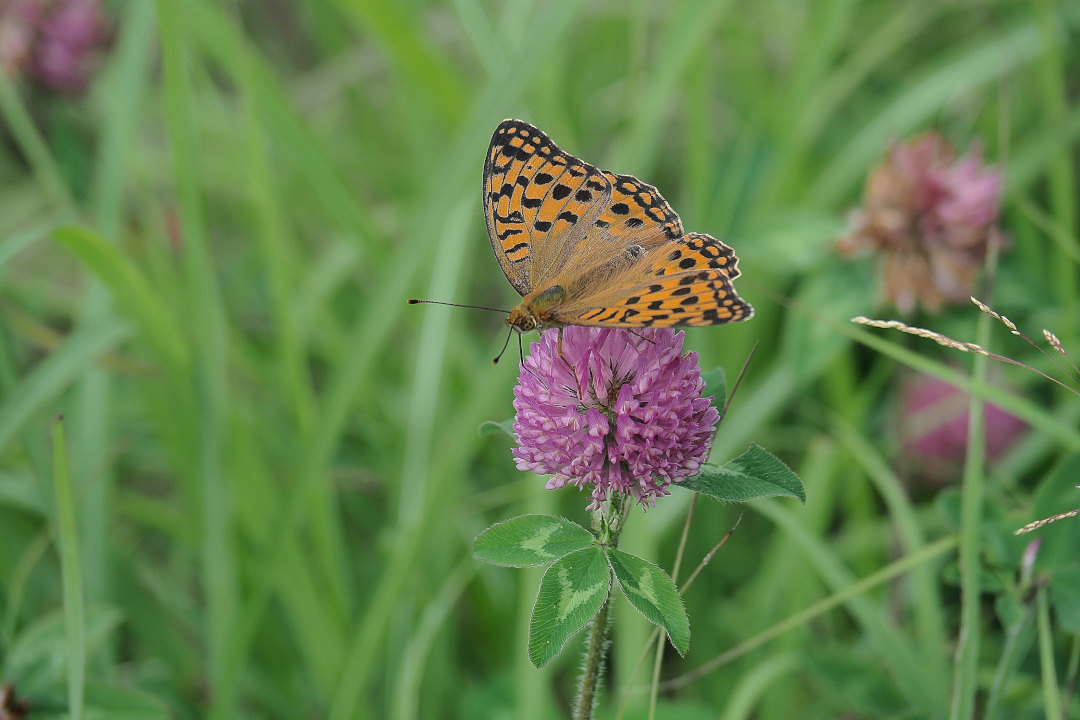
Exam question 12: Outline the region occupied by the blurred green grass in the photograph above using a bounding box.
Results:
[1,1,1079,718]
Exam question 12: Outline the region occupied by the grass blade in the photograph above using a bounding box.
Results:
[51,417,85,720]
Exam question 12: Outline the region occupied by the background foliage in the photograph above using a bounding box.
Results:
[1,1,1079,718]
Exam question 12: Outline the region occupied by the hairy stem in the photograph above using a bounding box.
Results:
[575,588,614,720]
[576,493,631,719]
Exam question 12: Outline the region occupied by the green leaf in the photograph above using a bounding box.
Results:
[83,681,172,719]
[994,592,1026,630]
[52,225,188,371]
[0,471,46,515]
[681,444,806,503]
[528,547,610,668]
[0,224,47,269]
[1029,452,1080,572]
[701,366,726,412]
[478,419,515,438]
[606,548,690,656]
[5,607,122,696]
[804,648,909,718]
[937,490,1027,576]
[474,515,594,567]
[1051,566,1080,634]
[0,316,129,455]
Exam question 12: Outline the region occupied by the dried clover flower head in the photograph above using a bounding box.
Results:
[839,132,1003,313]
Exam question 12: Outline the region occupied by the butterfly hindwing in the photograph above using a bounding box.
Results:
[567,270,751,327]
[552,233,752,327]
[484,120,612,295]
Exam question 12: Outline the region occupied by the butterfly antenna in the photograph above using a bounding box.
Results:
[492,327,514,365]
[408,299,509,313]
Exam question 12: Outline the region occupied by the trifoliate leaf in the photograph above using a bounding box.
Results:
[528,547,610,668]
[474,514,594,567]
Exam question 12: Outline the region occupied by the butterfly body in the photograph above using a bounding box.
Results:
[507,285,567,332]
[485,120,752,332]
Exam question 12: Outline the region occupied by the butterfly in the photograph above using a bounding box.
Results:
[484,119,752,334]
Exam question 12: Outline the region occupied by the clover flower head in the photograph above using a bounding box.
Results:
[0,0,108,95]
[900,374,1025,482]
[512,326,719,510]
[839,132,1004,314]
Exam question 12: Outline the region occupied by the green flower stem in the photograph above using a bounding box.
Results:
[576,493,631,720]
[1037,585,1063,720]
[575,587,614,720]
[950,239,998,720]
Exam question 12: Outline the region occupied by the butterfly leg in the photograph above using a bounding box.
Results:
[518,336,545,384]
[555,328,584,393]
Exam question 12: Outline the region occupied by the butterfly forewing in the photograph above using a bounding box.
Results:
[654,232,741,280]
[484,120,612,295]
[595,172,684,241]
[558,171,685,269]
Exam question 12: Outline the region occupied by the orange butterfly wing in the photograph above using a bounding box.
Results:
[592,171,684,243]
[484,120,752,329]
[552,233,753,327]
[483,120,612,295]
